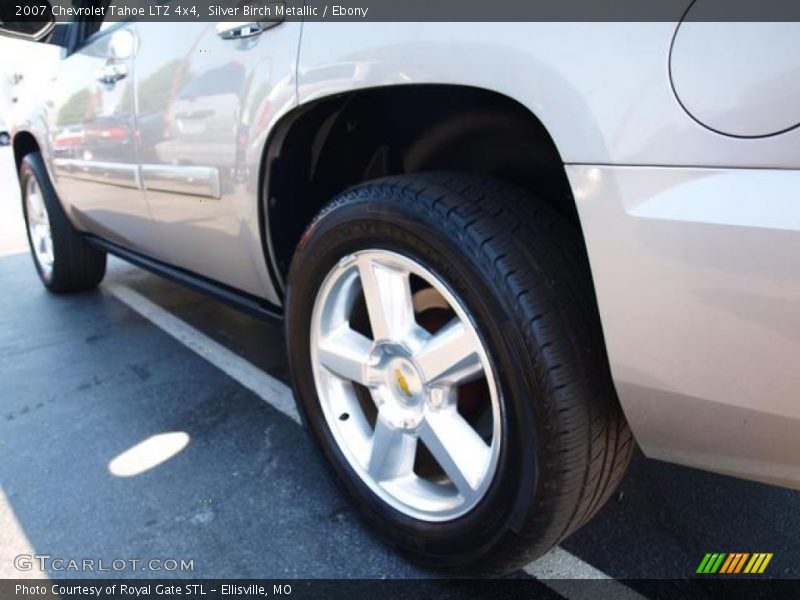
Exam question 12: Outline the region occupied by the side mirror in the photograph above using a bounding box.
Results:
[0,1,55,42]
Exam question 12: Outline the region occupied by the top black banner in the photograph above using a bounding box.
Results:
[4,0,800,23]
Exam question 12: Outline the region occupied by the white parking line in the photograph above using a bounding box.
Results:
[104,282,300,424]
[525,547,647,598]
[105,282,646,598]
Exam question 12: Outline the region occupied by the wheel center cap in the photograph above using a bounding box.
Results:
[369,344,426,429]
[388,358,423,406]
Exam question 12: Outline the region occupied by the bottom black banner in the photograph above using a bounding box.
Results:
[2,578,800,600]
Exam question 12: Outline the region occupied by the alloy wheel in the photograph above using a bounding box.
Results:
[25,176,54,279]
[310,249,502,521]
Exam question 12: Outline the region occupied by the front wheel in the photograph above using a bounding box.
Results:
[285,173,633,573]
[20,152,106,293]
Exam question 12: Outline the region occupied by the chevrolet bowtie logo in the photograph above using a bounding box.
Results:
[394,369,412,398]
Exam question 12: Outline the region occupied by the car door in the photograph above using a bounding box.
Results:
[49,20,162,256]
[133,15,300,298]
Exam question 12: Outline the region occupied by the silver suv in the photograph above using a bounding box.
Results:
[3,7,799,572]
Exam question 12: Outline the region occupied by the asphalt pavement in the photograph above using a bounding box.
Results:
[0,147,798,592]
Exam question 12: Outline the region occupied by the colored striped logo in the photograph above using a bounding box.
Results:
[696,553,773,574]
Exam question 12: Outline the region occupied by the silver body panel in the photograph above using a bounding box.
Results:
[569,165,800,487]
[131,21,299,299]
[10,22,800,489]
[47,24,161,255]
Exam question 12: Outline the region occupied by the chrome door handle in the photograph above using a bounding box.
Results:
[216,19,281,40]
[97,64,128,85]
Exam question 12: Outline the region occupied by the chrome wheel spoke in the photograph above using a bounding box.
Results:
[414,318,483,385]
[318,324,373,385]
[38,225,49,251]
[368,414,417,481]
[419,410,491,499]
[44,234,54,262]
[357,256,416,342]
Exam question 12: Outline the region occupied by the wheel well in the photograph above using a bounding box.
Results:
[264,85,579,286]
[12,131,40,173]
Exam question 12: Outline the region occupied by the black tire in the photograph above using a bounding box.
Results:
[20,152,106,293]
[285,172,633,573]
